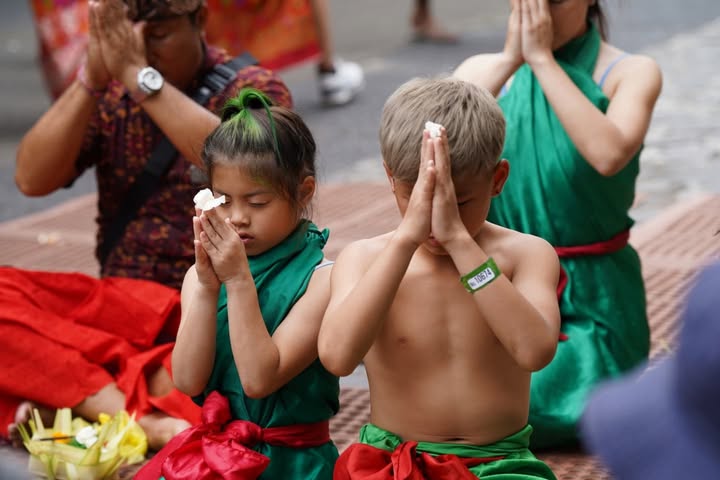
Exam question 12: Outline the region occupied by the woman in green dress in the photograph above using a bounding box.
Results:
[454,0,662,448]
[136,88,338,479]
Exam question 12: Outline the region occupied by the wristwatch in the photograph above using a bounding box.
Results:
[132,66,164,103]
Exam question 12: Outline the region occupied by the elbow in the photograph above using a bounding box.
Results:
[515,337,557,372]
[594,157,626,177]
[173,377,205,398]
[318,340,356,378]
[588,142,638,177]
[14,171,45,197]
[241,379,277,400]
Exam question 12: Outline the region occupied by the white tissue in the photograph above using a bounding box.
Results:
[425,121,443,138]
[193,188,226,211]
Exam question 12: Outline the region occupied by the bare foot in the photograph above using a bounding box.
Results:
[137,413,190,451]
[7,401,54,448]
[412,21,459,44]
[411,11,459,45]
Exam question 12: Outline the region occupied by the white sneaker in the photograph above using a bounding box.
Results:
[318,59,365,106]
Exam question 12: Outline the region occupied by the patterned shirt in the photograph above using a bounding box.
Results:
[74,46,292,290]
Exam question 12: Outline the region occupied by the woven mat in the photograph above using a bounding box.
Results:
[1,187,718,480]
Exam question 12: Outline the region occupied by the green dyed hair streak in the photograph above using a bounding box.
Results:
[221,88,283,166]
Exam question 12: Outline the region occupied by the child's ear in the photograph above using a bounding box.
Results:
[491,159,510,197]
[383,162,396,192]
[298,176,316,207]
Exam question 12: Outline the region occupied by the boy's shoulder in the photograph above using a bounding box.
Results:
[484,223,558,271]
[335,232,394,270]
[334,232,395,267]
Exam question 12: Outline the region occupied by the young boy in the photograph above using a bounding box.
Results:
[318,77,560,479]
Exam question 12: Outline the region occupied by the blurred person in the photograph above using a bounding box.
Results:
[454,0,662,448]
[582,261,720,480]
[310,0,365,106]
[206,0,364,107]
[17,0,291,289]
[412,0,459,44]
[5,0,291,450]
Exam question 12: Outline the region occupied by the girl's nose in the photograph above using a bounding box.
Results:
[230,206,250,226]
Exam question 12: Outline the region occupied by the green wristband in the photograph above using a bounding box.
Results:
[460,257,501,293]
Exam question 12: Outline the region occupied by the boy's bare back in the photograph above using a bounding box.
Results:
[332,220,557,445]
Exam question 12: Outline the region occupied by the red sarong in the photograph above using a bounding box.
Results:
[334,441,504,480]
[135,391,331,480]
[0,267,200,437]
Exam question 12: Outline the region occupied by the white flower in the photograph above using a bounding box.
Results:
[193,188,226,211]
[425,121,443,138]
[75,426,98,448]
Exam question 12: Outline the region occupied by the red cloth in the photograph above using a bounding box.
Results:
[555,229,630,298]
[554,230,630,341]
[334,441,504,480]
[135,391,331,480]
[0,267,200,437]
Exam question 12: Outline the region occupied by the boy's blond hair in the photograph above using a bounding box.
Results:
[380,77,505,183]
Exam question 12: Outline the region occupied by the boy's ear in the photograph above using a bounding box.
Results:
[299,175,316,207]
[491,159,510,197]
[382,162,396,192]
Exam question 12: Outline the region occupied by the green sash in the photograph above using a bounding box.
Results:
[491,24,649,448]
[197,220,339,479]
[360,424,556,479]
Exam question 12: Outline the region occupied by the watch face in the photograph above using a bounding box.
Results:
[141,68,163,91]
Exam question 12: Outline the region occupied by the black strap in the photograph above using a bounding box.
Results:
[98,52,258,266]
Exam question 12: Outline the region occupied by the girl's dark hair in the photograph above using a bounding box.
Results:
[588,1,608,40]
[201,88,317,212]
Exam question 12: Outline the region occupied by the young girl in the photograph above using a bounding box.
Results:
[136,88,338,479]
[454,0,662,448]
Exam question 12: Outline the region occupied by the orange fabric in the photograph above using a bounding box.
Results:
[0,267,200,437]
[30,0,89,99]
[31,0,319,100]
[204,0,320,71]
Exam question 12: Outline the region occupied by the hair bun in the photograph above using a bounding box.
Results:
[221,88,274,122]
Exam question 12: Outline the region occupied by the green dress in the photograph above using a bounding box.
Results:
[491,23,650,448]
[195,221,339,479]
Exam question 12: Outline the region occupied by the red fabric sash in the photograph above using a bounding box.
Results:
[554,230,630,340]
[334,441,505,480]
[555,229,630,298]
[135,391,331,480]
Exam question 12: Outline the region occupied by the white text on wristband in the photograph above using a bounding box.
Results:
[460,257,501,293]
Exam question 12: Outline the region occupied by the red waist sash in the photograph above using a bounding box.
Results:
[334,441,505,480]
[554,230,630,341]
[135,391,331,480]
[555,229,630,298]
